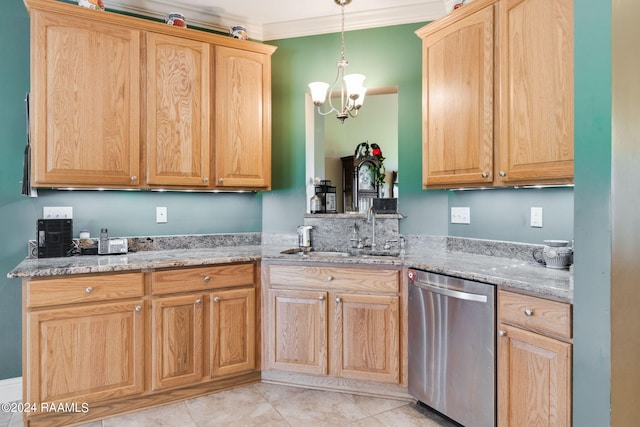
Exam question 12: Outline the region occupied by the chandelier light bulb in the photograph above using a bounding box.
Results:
[309,82,330,106]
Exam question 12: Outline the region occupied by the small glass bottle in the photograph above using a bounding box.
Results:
[310,194,321,214]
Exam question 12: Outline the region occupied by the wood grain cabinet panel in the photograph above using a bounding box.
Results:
[268,289,328,375]
[497,323,571,427]
[25,300,144,404]
[214,47,272,189]
[333,293,400,383]
[30,10,141,187]
[145,33,211,187]
[151,293,204,390]
[211,288,256,377]
[496,0,574,184]
[419,5,495,187]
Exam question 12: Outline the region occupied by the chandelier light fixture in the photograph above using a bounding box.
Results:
[308,0,366,123]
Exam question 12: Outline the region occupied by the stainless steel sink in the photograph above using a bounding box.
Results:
[279,248,399,258]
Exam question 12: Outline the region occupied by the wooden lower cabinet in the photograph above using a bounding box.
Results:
[22,262,259,427]
[151,293,205,390]
[264,263,404,392]
[211,287,256,377]
[334,293,400,384]
[25,299,145,404]
[268,289,328,375]
[497,290,572,427]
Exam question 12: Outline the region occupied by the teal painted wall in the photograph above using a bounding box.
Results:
[573,0,612,425]
[0,0,262,380]
[264,24,574,243]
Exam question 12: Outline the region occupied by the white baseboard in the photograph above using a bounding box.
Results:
[0,377,22,403]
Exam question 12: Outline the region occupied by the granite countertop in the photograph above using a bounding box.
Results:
[8,243,573,303]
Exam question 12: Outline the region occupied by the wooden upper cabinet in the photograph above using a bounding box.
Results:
[214,47,272,189]
[416,0,574,189]
[496,0,574,185]
[145,33,211,188]
[30,10,141,187]
[26,0,276,190]
[420,5,495,188]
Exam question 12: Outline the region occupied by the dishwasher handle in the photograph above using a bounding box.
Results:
[409,274,488,303]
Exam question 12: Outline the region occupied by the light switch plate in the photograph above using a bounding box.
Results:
[451,207,471,224]
[43,206,73,219]
[531,207,543,227]
[156,207,167,223]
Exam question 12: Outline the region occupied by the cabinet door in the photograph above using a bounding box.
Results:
[421,5,494,188]
[145,33,211,187]
[333,293,400,383]
[496,0,574,184]
[25,300,144,404]
[152,294,204,390]
[210,288,256,377]
[268,289,327,375]
[497,323,572,427]
[30,11,141,187]
[214,47,271,189]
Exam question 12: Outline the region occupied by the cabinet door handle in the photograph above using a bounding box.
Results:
[498,330,506,337]
[524,308,534,316]
[131,176,138,181]
[482,172,489,178]
[335,297,342,303]
[499,171,506,177]
[318,295,325,301]
[135,305,142,312]
[85,287,93,293]
[203,276,211,282]
[195,298,202,305]
[218,178,224,183]
[202,177,209,183]
[213,297,220,303]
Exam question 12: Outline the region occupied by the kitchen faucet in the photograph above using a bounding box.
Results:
[367,205,377,249]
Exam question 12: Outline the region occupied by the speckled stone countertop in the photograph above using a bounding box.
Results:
[8,235,573,303]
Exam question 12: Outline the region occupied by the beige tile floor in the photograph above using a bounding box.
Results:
[1,383,460,427]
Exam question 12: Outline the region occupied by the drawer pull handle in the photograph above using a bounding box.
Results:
[195,298,202,305]
[85,287,93,293]
[318,295,325,301]
[203,276,211,282]
[498,330,506,337]
[326,276,333,282]
[524,308,534,316]
[135,305,142,312]
[336,297,342,303]
[213,297,220,303]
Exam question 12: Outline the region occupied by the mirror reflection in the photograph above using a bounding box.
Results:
[306,87,398,213]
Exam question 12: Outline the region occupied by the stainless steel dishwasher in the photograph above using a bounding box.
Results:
[407,269,495,427]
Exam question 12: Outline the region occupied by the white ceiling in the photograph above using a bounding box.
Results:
[105,0,456,41]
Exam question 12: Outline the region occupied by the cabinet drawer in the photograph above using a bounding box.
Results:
[152,263,255,295]
[269,265,399,293]
[27,273,144,308]
[498,290,572,339]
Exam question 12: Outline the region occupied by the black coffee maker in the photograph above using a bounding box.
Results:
[37,219,73,258]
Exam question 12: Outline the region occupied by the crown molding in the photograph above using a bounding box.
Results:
[105,0,447,41]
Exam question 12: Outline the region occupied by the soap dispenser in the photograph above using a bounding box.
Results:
[297,225,313,248]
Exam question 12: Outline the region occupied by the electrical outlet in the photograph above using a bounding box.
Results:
[531,207,543,227]
[451,207,471,224]
[43,206,73,219]
[156,207,167,223]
